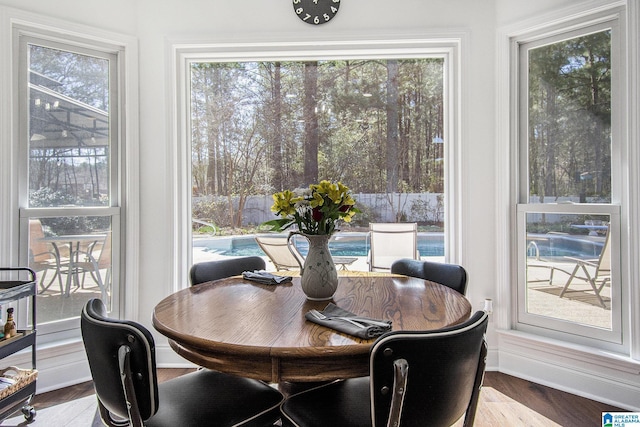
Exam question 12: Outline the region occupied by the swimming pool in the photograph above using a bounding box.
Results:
[526,233,604,258]
[194,232,445,258]
[194,231,605,259]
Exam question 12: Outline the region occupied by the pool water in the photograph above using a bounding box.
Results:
[196,232,604,260]
[526,233,604,258]
[197,233,445,258]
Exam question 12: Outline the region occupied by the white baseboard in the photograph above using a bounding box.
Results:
[154,343,198,368]
[486,345,499,371]
[3,340,93,394]
[498,331,640,411]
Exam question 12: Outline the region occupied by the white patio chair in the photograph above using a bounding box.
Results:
[255,235,304,271]
[367,222,419,272]
[560,226,611,308]
[75,232,112,303]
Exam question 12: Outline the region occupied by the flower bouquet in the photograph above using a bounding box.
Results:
[262,180,359,235]
[261,180,360,300]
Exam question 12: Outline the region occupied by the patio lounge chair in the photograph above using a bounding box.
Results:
[525,234,577,286]
[74,232,112,303]
[367,223,419,271]
[255,235,304,271]
[560,226,611,308]
[256,235,358,272]
[28,219,64,295]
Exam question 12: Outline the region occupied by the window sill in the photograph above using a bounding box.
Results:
[497,329,640,375]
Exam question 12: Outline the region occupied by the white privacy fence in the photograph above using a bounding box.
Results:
[193,193,608,229]
[525,196,611,224]
[194,192,445,226]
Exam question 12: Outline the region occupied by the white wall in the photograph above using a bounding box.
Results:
[496,0,598,25]
[0,0,136,33]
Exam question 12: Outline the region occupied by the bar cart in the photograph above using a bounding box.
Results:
[0,267,37,422]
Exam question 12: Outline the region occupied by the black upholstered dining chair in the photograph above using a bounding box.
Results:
[280,311,488,427]
[81,298,284,427]
[391,258,469,295]
[189,256,266,285]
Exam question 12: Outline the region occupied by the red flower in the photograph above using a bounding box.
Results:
[339,204,352,212]
[312,207,323,221]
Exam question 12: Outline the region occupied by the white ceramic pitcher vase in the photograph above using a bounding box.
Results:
[288,231,338,300]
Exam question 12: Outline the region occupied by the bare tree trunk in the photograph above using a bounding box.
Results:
[272,62,284,191]
[303,61,319,185]
[206,66,220,195]
[587,49,603,195]
[386,60,399,194]
[543,83,557,199]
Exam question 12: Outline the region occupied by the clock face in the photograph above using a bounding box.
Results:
[293,0,340,25]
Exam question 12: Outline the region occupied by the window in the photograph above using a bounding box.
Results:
[16,32,122,339]
[514,17,625,349]
[181,46,459,272]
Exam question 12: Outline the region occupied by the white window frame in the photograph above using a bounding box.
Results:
[17,32,122,342]
[517,19,623,349]
[171,38,464,292]
[0,10,140,345]
[497,2,640,364]
[516,204,622,344]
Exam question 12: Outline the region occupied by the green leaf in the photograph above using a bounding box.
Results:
[260,218,293,232]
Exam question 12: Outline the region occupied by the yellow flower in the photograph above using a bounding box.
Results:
[327,186,343,204]
[313,180,341,204]
[343,194,355,206]
[263,180,358,235]
[343,211,354,222]
[310,191,325,208]
[271,190,298,216]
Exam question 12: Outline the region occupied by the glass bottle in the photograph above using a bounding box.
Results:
[3,308,16,339]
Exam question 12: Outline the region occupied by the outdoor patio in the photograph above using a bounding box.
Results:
[35,273,105,325]
[526,258,611,330]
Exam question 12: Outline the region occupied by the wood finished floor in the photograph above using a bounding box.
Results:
[0,369,625,426]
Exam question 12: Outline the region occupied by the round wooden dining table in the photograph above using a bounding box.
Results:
[152,272,472,384]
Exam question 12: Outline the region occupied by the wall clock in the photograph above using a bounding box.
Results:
[293,0,340,25]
